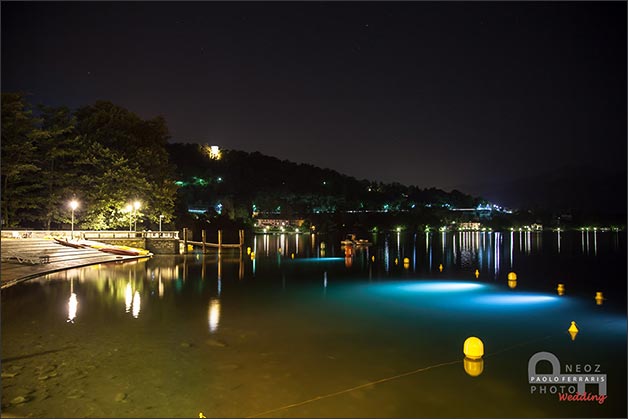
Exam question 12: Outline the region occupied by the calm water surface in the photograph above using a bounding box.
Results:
[2,231,626,418]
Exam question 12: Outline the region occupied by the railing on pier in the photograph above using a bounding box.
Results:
[1,230,179,240]
[83,231,180,240]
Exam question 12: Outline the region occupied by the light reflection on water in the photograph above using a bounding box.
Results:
[1,231,625,418]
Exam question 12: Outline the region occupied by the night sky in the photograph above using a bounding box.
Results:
[2,1,626,192]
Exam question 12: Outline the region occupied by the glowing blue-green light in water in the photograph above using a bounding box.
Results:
[399,282,486,292]
[473,294,558,305]
[292,257,345,263]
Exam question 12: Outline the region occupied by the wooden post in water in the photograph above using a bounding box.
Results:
[218,229,223,253]
[202,230,207,253]
[238,229,244,260]
[183,228,189,254]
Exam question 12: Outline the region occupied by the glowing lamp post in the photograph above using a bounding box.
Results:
[69,200,79,239]
[126,204,133,232]
[133,201,141,231]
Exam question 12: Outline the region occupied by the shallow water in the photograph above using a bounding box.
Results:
[2,231,626,418]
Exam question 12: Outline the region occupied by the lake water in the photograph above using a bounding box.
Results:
[2,231,626,418]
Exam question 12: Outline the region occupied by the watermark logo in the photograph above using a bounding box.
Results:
[528,351,607,404]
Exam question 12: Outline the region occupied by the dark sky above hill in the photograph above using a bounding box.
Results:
[2,1,626,193]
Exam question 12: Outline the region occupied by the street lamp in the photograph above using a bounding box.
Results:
[126,204,133,232]
[69,200,79,239]
[133,201,141,232]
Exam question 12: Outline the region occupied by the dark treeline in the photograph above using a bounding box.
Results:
[167,143,486,232]
[1,93,176,230]
[1,94,483,233]
[3,95,622,233]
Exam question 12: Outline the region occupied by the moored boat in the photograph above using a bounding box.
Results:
[340,234,372,247]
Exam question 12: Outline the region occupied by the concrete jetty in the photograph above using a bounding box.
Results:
[1,238,151,289]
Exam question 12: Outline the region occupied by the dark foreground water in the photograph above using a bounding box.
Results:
[2,231,626,418]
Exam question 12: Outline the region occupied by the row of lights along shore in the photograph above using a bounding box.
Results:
[67,199,159,237]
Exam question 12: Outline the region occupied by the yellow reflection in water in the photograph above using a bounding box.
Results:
[464,357,484,377]
[208,298,221,333]
[67,293,78,323]
[132,291,141,318]
[125,282,133,313]
[595,292,604,305]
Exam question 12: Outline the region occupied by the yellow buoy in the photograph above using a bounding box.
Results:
[250,252,255,260]
[557,283,565,296]
[278,247,282,254]
[371,255,375,262]
[439,264,443,272]
[394,258,398,265]
[508,279,517,289]
[403,257,409,264]
[320,242,326,249]
[247,247,251,255]
[463,337,484,360]
[463,357,484,377]
[199,413,206,418]
[475,269,479,279]
[507,272,517,280]
[568,321,578,341]
[595,292,604,305]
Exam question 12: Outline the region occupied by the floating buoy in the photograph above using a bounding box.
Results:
[463,337,484,360]
[371,255,375,262]
[394,258,398,265]
[557,283,565,296]
[278,247,282,254]
[291,253,294,259]
[508,279,517,289]
[463,357,484,377]
[320,242,326,249]
[247,247,251,255]
[439,264,443,272]
[250,252,255,260]
[568,321,579,341]
[595,292,604,305]
[199,413,207,418]
[507,272,517,281]
[475,269,480,279]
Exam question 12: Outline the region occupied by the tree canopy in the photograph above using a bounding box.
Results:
[1,93,176,230]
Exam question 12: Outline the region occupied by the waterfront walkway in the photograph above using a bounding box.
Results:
[1,238,150,289]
